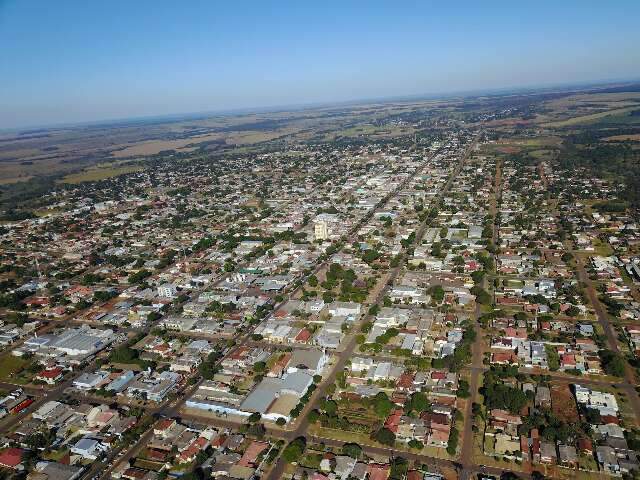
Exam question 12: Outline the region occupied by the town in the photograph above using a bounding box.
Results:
[2,83,640,480]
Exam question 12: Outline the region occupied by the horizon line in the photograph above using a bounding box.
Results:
[3,75,640,134]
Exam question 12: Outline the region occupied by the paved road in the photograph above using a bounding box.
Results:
[571,252,640,418]
[459,154,496,479]
[540,161,640,420]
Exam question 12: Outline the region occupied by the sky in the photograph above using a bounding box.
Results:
[1,0,640,129]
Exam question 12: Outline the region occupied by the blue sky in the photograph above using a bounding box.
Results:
[1,0,639,129]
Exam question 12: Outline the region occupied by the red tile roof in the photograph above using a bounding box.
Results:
[0,448,24,469]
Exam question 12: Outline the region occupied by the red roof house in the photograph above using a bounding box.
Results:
[0,448,24,470]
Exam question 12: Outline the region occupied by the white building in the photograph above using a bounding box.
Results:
[157,283,178,298]
[314,220,329,241]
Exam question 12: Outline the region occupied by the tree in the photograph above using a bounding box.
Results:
[408,439,423,449]
[247,423,265,438]
[389,456,408,480]
[320,399,338,416]
[471,270,485,284]
[457,379,471,398]
[405,392,429,413]
[109,345,138,363]
[501,473,521,480]
[566,305,580,317]
[247,412,261,424]
[282,437,306,463]
[471,286,491,305]
[601,349,626,377]
[481,371,528,413]
[446,426,459,455]
[276,417,287,426]
[307,410,320,424]
[373,427,395,446]
[341,442,362,459]
[429,285,445,303]
[372,392,394,418]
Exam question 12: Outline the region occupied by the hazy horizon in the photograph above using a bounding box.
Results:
[2,0,640,130]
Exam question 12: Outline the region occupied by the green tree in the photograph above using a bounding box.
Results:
[373,427,395,446]
[282,437,306,463]
[341,442,362,459]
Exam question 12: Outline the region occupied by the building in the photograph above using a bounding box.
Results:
[287,349,328,374]
[106,370,135,393]
[126,371,181,402]
[70,437,107,460]
[187,371,314,423]
[28,461,83,480]
[19,326,115,360]
[36,367,64,385]
[157,283,178,299]
[73,371,110,390]
[314,220,329,241]
[0,448,24,470]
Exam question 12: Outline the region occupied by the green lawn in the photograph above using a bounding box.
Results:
[0,354,30,382]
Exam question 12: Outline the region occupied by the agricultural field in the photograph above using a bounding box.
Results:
[59,163,144,184]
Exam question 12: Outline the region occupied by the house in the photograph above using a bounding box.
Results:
[558,444,578,467]
[74,370,110,390]
[334,455,357,479]
[237,441,269,468]
[106,370,135,393]
[70,436,107,460]
[287,349,327,374]
[367,464,391,480]
[126,371,182,402]
[0,448,25,470]
[326,302,361,318]
[578,437,594,456]
[597,446,620,474]
[36,367,64,385]
[535,386,551,408]
[540,441,557,464]
[28,461,83,480]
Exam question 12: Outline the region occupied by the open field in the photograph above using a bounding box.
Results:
[604,133,640,141]
[0,354,30,382]
[541,106,640,128]
[111,133,224,157]
[59,163,144,184]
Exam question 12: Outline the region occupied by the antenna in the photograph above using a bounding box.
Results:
[181,247,189,274]
[35,258,44,293]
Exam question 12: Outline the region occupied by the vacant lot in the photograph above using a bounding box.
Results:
[0,354,30,382]
[551,383,579,423]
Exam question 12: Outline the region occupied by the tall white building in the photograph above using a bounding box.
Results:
[314,220,329,241]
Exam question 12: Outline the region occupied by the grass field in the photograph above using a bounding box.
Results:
[59,164,144,184]
[0,354,30,382]
[542,106,640,128]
